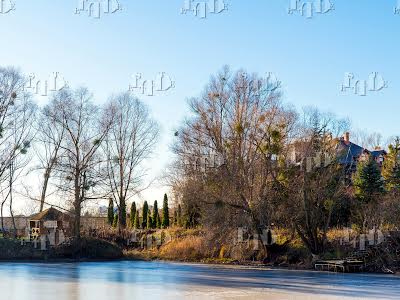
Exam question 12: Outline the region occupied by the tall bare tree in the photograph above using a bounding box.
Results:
[45,87,112,239]
[172,67,297,254]
[30,103,65,212]
[103,93,159,230]
[0,67,37,233]
[7,148,33,237]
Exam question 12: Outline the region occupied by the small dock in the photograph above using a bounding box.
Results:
[315,259,365,273]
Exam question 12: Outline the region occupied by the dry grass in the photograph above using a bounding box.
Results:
[124,228,210,262]
[159,235,208,261]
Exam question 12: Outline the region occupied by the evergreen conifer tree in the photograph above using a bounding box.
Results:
[130,202,136,228]
[353,155,385,203]
[112,213,118,228]
[134,210,140,229]
[382,138,400,191]
[147,213,153,229]
[152,200,159,229]
[120,201,127,228]
[156,214,161,229]
[162,193,170,228]
[142,201,149,229]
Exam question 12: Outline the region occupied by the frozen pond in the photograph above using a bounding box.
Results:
[0,261,399,299]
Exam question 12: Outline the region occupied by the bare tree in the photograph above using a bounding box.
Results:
[172,67,297,255]
[103,93,159,230]
[352,130,383,150]
[26,103,66,212]
[7,151,32,237]
[45,87,112,239]
[0,67,37,233]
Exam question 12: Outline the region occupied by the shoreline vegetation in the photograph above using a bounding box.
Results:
[2,227,400,275]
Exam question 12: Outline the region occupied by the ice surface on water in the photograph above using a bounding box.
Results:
[0,261,398,299]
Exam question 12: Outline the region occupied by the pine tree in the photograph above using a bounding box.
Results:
[134,210,140,229]
[162,193,170,228]
[146,213,153,229]
[152,200,159,229]
[382,138,400,191]
[142,201,149,229]
[353,155,385,203]
[130,202,136,228]
[112,213,118,228]
[107,198,114,225]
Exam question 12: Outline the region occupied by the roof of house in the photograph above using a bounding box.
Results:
[371,149,387,158]
[289,133,386,168]
[337,139,365,165]
[29,207,71,221]
[337,139,387,166]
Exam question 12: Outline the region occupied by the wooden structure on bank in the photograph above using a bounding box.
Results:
[29,207,72,245]
[315,259,365,273]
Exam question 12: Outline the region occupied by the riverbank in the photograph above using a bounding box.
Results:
[0,234,321,273]
[2,227,400,275]
[121,228,313,271]
[0,237,123,261]
[120,228,400,274]
[0,232,315,272]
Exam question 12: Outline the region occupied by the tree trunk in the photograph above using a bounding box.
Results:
[74,169,81,240]
[118,195,126,233]
[10,192,16,239]
[74,200,81,239]
[9,162,17,238]
[1,199,6,233]
[39,168,51,212]
[250,212,269,261]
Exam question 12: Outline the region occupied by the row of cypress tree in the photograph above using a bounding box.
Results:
[108,193,183,229]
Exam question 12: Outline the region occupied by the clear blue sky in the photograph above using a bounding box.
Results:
[0,0,399,208]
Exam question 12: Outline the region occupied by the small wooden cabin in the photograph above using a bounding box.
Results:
[29,207,72,245]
